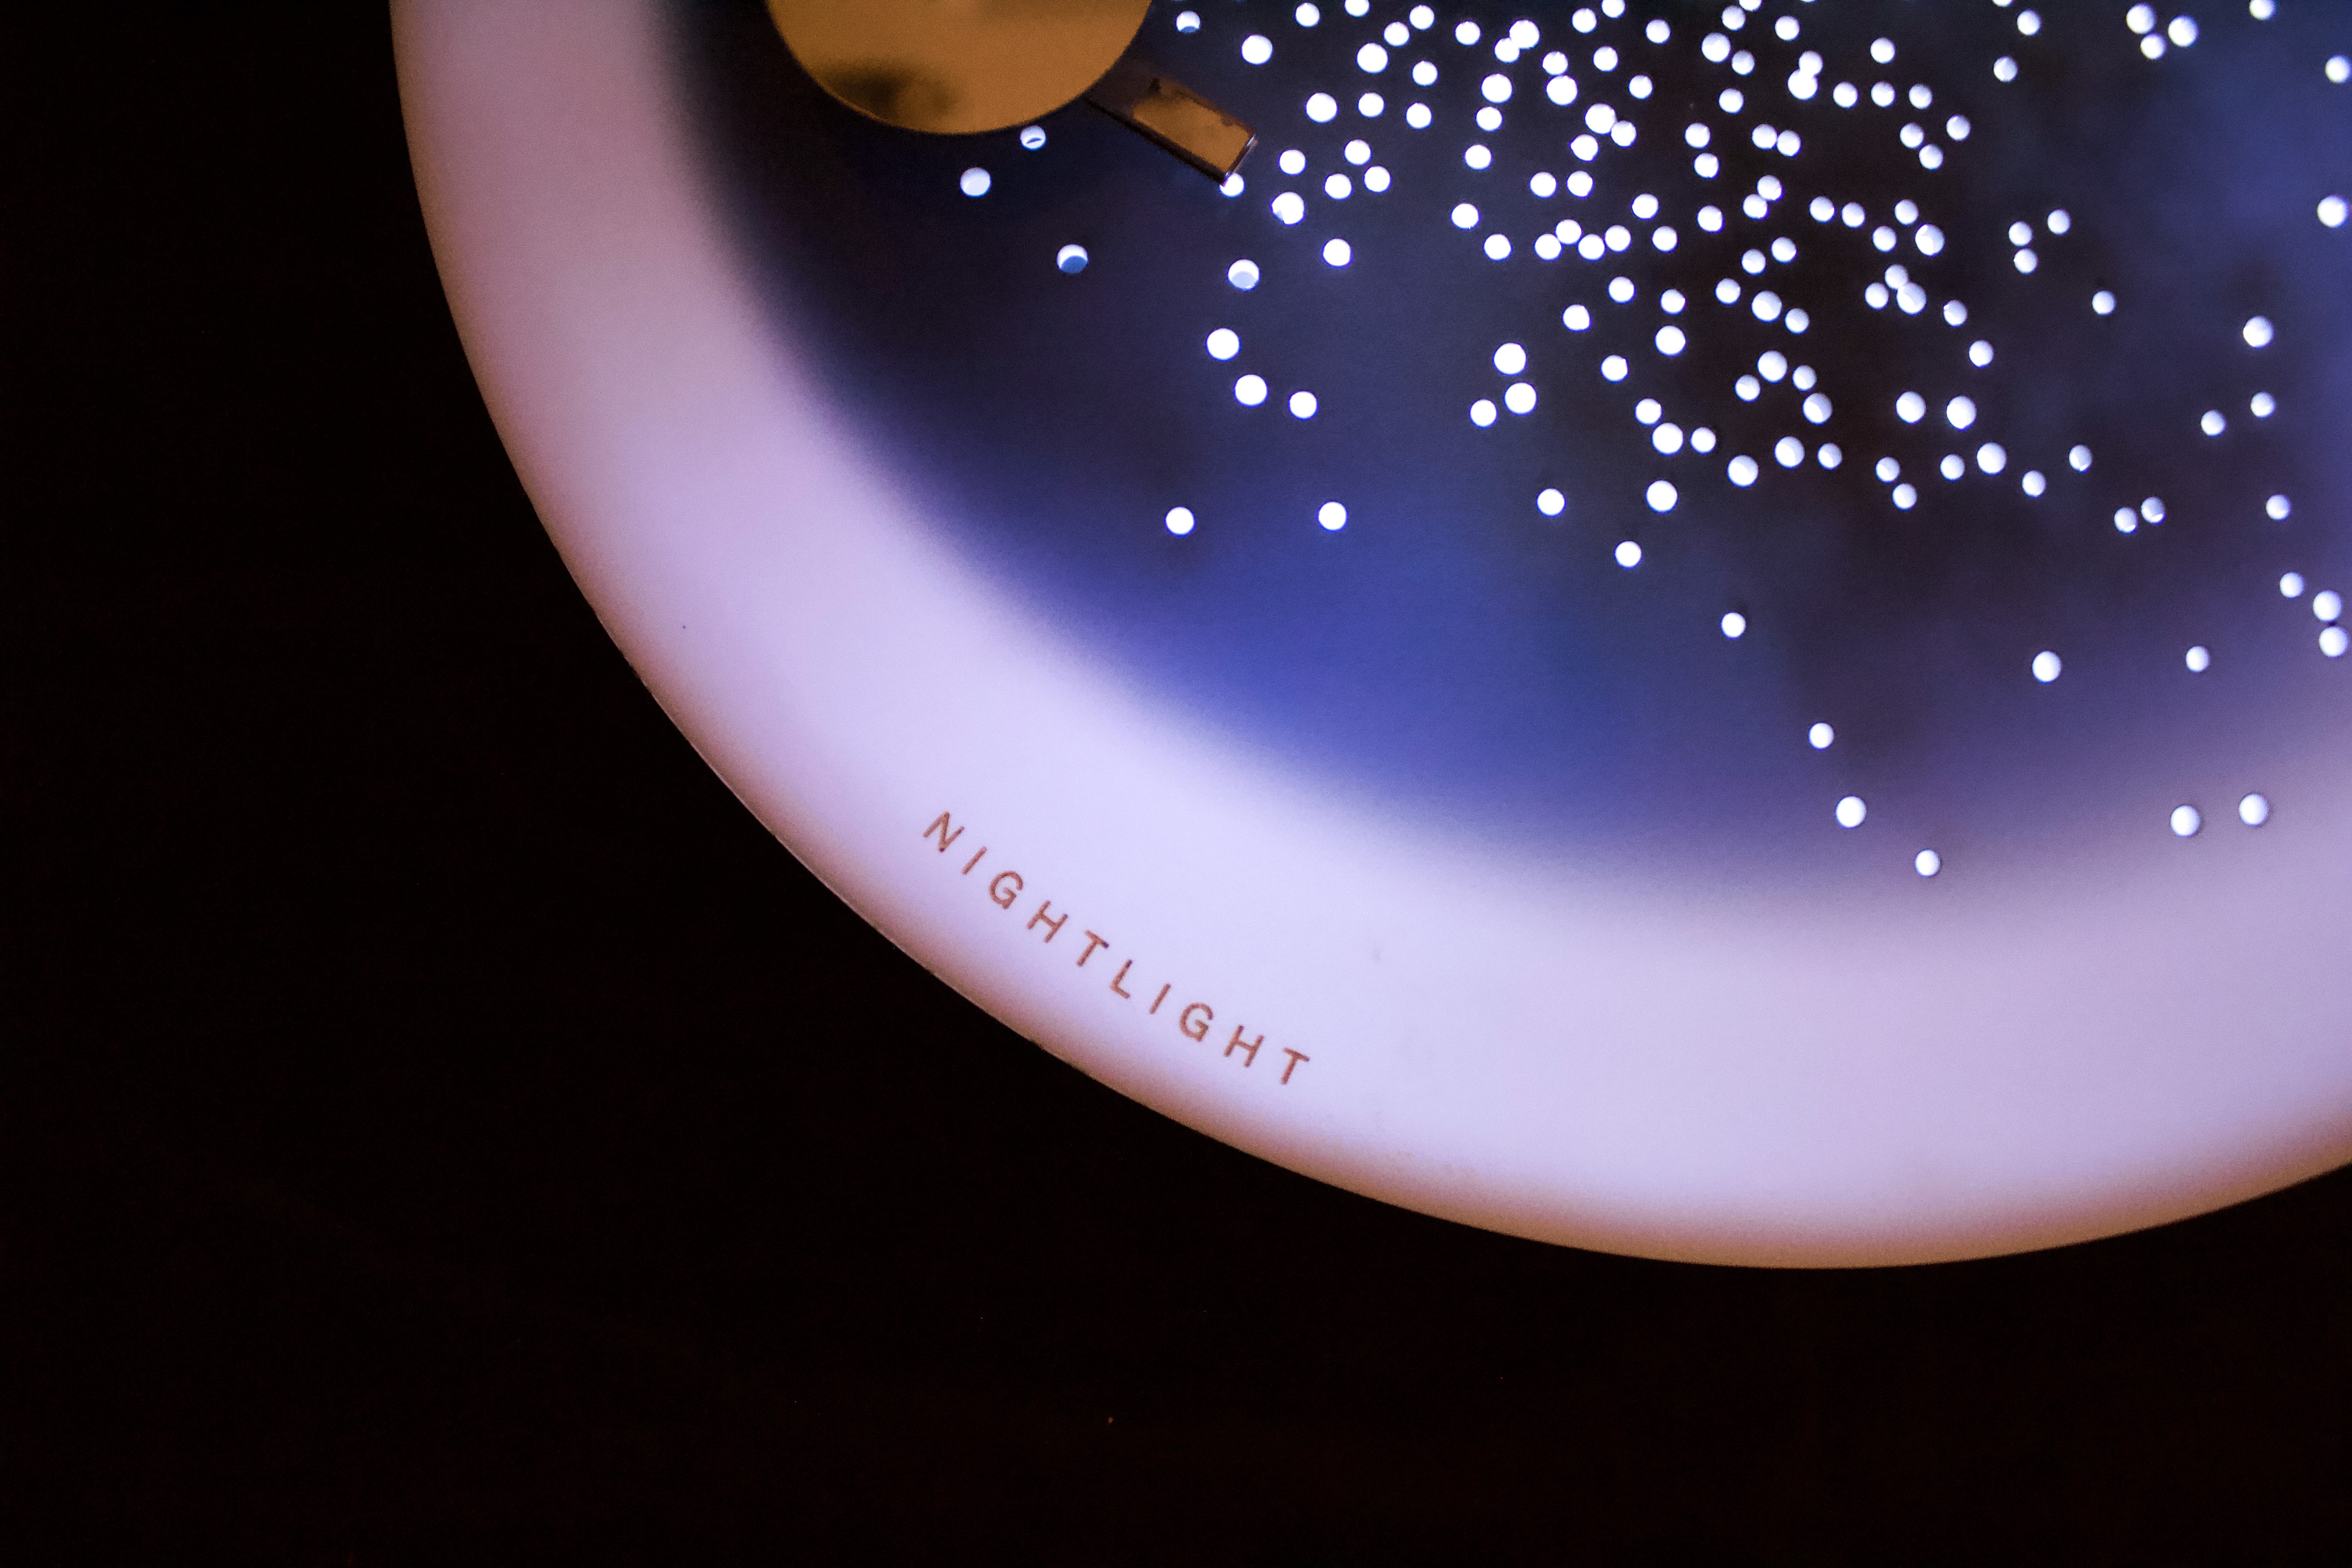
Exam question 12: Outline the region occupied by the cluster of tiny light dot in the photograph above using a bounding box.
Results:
[950,0,2339,873]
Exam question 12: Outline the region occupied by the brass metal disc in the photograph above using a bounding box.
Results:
[767,0,1153,136]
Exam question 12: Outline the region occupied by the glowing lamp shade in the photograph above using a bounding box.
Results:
[395,0,2352,1266]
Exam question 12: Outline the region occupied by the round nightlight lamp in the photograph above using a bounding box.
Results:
[395,0,2352,1264]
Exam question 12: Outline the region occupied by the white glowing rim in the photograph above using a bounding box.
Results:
[396,0,2352,1265]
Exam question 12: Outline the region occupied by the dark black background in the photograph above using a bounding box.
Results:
[5,7,2348,1563]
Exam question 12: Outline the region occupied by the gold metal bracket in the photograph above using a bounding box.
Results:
[768,0,1252,181]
